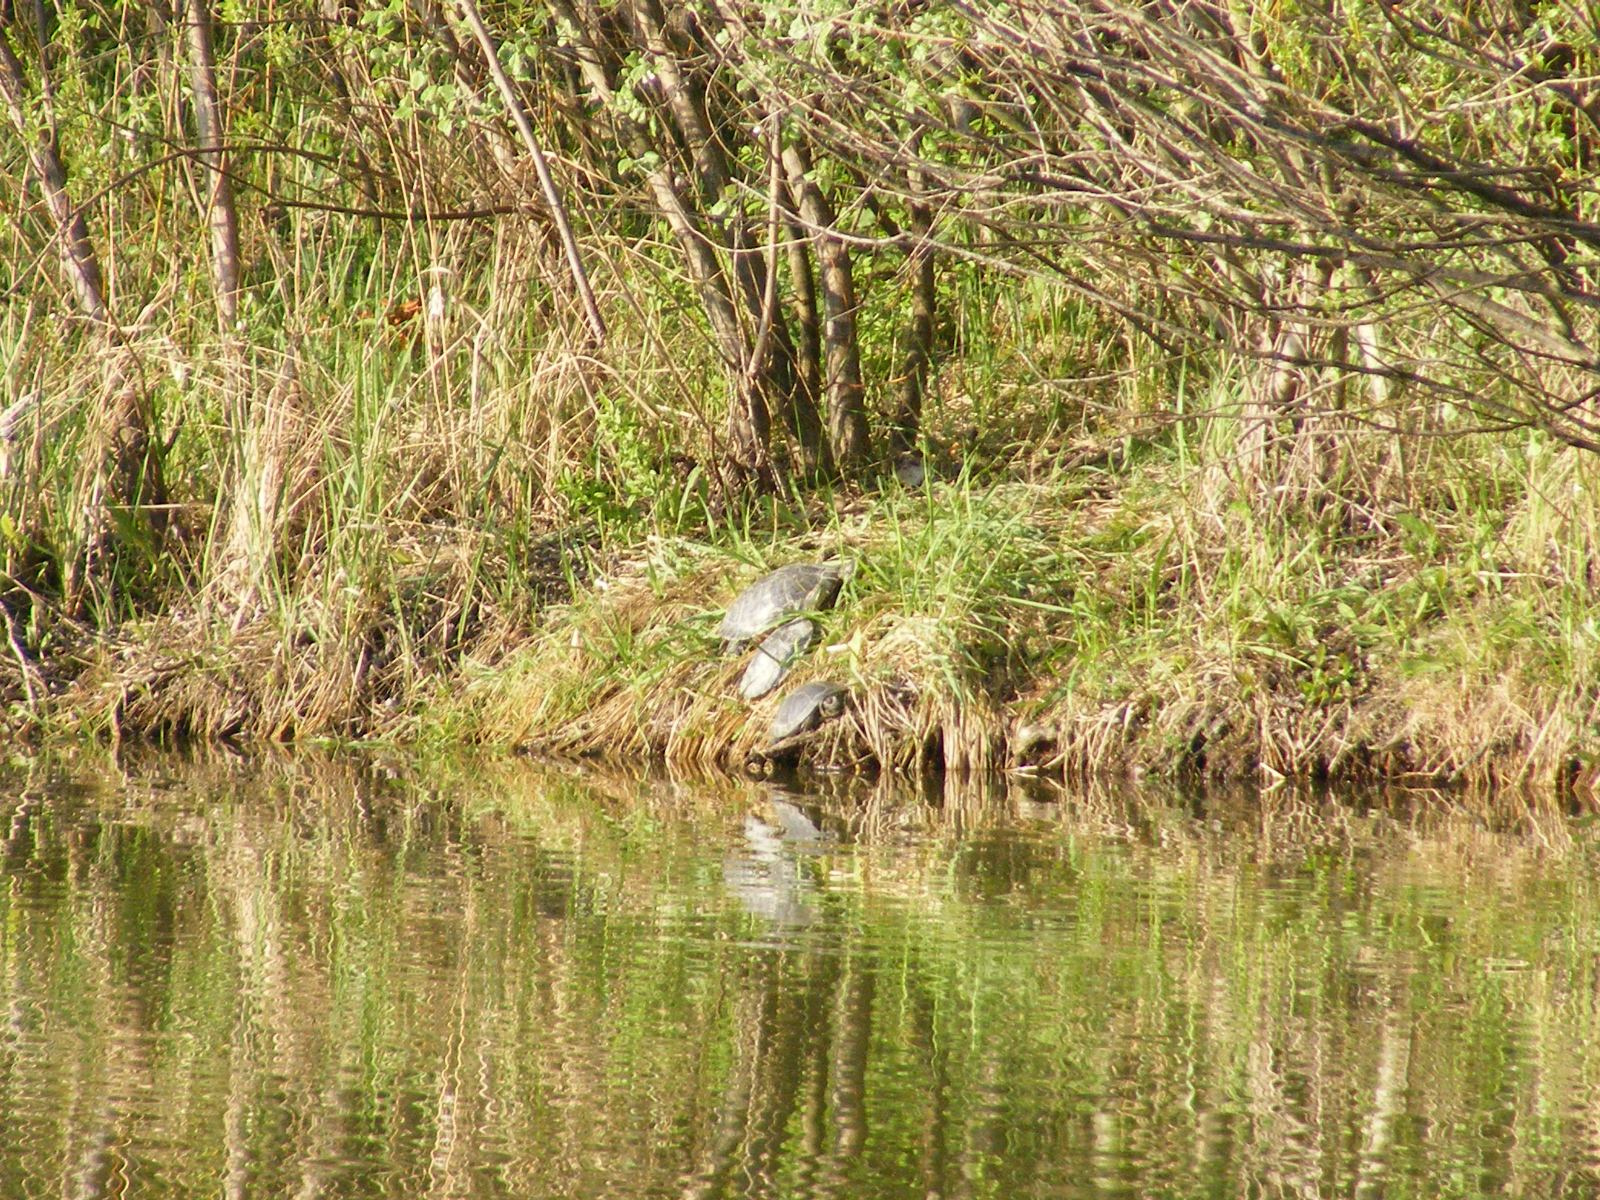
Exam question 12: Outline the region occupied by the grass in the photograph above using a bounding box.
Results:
[11,254,1600,791]
[422,411,1600,792]
[10,252,1600,791]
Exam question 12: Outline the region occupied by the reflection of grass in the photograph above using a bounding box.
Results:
[0,755,1596,1197]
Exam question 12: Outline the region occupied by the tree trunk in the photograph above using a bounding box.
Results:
[626,0,826,478]
[781,189,832,477]
[547,0,772,484]
[781,140,872,471]
[0,18,167,601]
[0,26,107,324]
[452,0,606,346]
[182,0,241,330]
[892,165,936,453]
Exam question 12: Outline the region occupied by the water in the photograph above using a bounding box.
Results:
[3,754,1599,1199]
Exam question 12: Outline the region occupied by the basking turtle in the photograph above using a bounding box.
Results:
[739,617,816,701]
[718,561,849,648]
[770,681,848,743]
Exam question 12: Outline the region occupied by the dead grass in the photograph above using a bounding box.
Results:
[454,530,1015,775]
[3,232,1598,795]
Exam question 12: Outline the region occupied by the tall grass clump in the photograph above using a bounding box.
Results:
[453,464,1112,774]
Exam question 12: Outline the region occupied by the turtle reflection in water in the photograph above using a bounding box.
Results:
[723,798,826,931]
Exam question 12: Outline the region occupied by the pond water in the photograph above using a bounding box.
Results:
[2,754,1599,1199]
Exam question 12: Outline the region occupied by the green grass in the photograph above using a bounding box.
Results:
[417,408,1600,788]
[9,247,1600,787]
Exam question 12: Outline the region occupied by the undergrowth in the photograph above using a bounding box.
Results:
[431,411,1600,791]
[3,0,1599,802]
[1,100,1595,790]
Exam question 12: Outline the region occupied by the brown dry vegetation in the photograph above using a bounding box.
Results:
[440,431,1600,794]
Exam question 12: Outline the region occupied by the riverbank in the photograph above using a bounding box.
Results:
[450,444,1600,793]
[23,426,1599,797]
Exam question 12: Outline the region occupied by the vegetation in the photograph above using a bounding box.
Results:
[2,2,1599,787]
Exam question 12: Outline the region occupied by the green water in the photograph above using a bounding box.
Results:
[2,755,1599,1199]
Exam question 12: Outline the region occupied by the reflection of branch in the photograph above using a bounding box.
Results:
[827,964,872,1163]
[680,980,759,1200]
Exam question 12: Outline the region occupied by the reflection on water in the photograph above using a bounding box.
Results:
[724,798,826,935]
[2,755,1599,1199]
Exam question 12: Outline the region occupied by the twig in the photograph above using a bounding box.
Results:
[452,0,607,347]
[0,603,42,715]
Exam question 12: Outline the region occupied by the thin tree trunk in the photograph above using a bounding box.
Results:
[453,0,606,346]
[311,0,383,207]
[0,26,107,323]
[547,0,771,482]
[781,141,872,471]
[781,188,831,477]
[410,0,520,179]
[182,0,241,330]
[0,19,167,608]
[750,129,828,477]
[626,0,826,477]
[893,165,936,454]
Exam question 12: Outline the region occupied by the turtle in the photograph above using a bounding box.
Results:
[892,452,927,487]
[770,680,848,743]
[717,561,849,648]
[738,617,816,701]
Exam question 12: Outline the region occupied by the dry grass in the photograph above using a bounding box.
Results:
[456,528,1017,775]
[2,163,1596,794]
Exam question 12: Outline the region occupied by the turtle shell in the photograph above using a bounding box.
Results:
[739,618,816,701]
[770,680,848,742]
[718,562,847,645]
